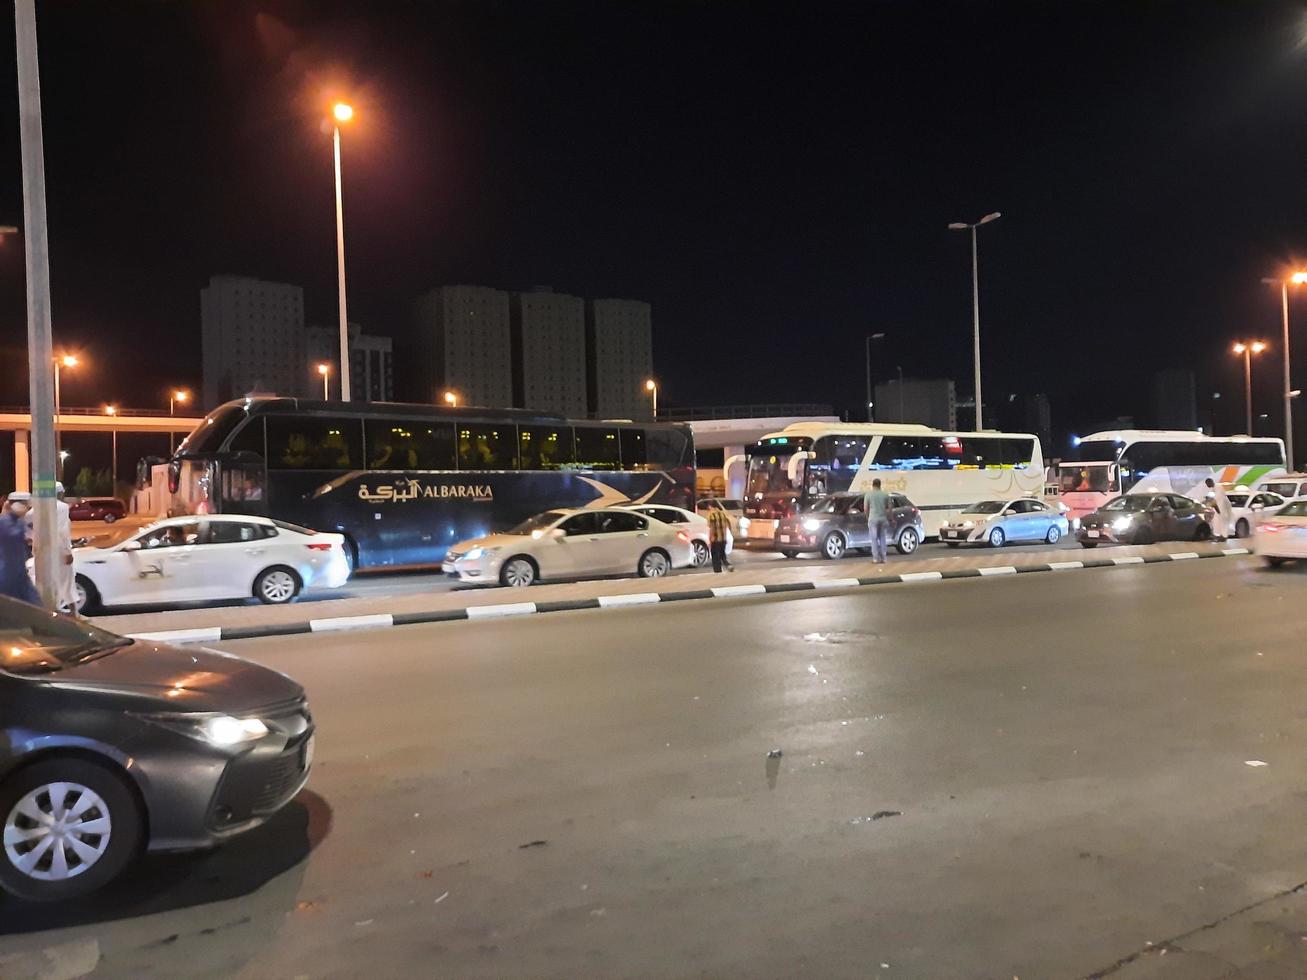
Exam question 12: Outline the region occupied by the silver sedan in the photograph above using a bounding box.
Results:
[938,497,1070,547]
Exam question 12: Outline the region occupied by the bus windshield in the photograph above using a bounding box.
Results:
[1059,463,1118,494]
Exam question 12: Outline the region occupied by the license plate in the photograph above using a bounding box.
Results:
[943,531,956,539]
[779,534,791,543]
[301,734,315,771]
[1087,529,1100,538]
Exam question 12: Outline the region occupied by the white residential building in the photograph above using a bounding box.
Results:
[588,298,653,421]
[413,286,512,408]
[200,275,305,409]
[511,289,587,416]
[305,324,394,402]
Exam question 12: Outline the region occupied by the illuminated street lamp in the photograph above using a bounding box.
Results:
[1262,272,1307,469]
[52,353,78,479]
[948,212,1001,431]
[645,378,658,419]
[104,405,118,485]
[317,362,331,400]
[169,388,189,415]
[1233,340,1268,435]
[443,391,459,408]
[331,101,354,402]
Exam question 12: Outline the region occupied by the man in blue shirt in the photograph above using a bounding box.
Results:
[863,478,891,564]
[0,492,40,605]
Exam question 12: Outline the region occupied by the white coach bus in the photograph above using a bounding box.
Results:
[740,422,1044,542]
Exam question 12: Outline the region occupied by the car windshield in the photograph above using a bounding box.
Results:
[508,511,566,535]
[1227,493,1250,508]
[1261,482,1300,498]
[1278,501,1307,517]
[1102,495,1150,512]
[0,597,132,675]
[963,501,1007,515]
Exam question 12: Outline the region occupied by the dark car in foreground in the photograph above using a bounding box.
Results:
[67,497,126,523]
[0,597,313,901]
[1076,492,1213,548]
[775,491,923,559]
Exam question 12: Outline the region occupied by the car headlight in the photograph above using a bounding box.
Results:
[1111,516,1134,531]
[463,547,484,561]
[802,518,821,532]
[138,712,270,746]
[961,520,975,529]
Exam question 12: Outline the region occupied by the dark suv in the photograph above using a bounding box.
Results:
[776,492,923,559]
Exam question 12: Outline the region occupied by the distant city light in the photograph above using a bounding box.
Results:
[103,405,116,416]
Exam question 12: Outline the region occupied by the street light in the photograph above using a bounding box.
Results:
[1233,340,1268,435]
[443,391,458,408]
[104,405,117,487]
[52,353,78,480]
[645,378,658,419]
[865,333,886,421]
[948,212,1001,430]
[331,101,354,402]
[316,362,331,400]
[169,388,189,415]
[1262,273,1307,470]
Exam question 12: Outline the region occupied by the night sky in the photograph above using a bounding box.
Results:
[3,0,1307,464]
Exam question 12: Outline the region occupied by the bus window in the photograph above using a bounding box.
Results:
[366,419,456,470]
[574,427,621,470]
[458,424,518,470]
[647,427,691,470]
[519,426,575,470]
[870,436,952,470]
[227,417,266,458]
[265,415,363,469]
[620,428,648,468]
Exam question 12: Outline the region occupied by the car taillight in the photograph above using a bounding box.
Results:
[1262,524,1283,533]
[305,543,334,551]
[676,530,690,542]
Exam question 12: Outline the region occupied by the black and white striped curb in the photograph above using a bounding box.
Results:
[126,547,1251,645]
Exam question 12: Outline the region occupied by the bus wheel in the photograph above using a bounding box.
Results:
[254,567,300,604]
[1235,518,1249,539]
[821,532,847,560]
[500,557,537,588]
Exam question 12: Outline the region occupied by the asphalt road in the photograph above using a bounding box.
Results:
[6,556,1307,979]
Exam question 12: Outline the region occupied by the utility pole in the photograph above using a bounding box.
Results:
[14,0,61,607]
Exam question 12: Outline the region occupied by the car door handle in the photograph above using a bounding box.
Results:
[245,548,265,556]
[636,533,648,538]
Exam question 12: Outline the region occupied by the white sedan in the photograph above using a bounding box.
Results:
[1252,500,1307,567]
[443,507,697,587]
[938,497,1070,547]
[1225,489,1287,538]
[66,515,350,612]
[620,503,713,566]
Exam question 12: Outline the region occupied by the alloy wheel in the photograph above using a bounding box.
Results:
[823,533,847,560]
[1046,525,1061,544]
[989,527,1005,547]
[692,540,710,567]
[4,782,112,882]
[897,527,919,555]
[503,558,535,587]
[259,569,297,603]
[640,550,670,577]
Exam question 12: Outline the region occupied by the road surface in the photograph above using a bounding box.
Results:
[5,556,1307,979]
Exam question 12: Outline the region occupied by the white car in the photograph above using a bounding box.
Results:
[938,497,1070,547]
[620,503,713,566]
[66,515,350,613]
[1225,489,1288,538]
[443,507,697,587]
[1252,499,1307,566]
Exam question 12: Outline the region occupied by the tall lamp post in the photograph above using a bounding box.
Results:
[864,332,885,421]
[104,404,117,488]
[948,212,1001,431]
[169,388,189,454]
[1262,273,1307,470]
[316,362,331,400]
[645,379,658,419]
[53,353,77,480]
[331,102,354,402]
[1232,340,1268,435]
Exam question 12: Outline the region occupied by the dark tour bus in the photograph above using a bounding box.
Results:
[168,397,696,569]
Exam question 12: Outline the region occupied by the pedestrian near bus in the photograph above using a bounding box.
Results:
[0,493,41,605]
[1203,477,1233,541]
[706,504,735,573]
[863,477,891,564]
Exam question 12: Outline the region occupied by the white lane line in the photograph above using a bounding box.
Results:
[1047,561,1084,570]
[1112,556,1145,565]
[899,571,944,582]
[310,613,394,633]
[466,602,538,619]
[128,627,223,644]
[711,584,768,598]
[597,593,661,607]
[814,577,862,588]
[977,565,1018,576]
[1168,552,1200,560]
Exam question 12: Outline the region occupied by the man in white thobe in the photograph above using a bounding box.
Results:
[1202,477,1233,541]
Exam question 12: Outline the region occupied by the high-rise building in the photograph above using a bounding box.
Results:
[200,275,305,409]
[511,288,587,416]
[413,286,512,407]
[305,324,394,402]
[874,378,957,429]
[588,298,653,420]
[1152,368,1197,431]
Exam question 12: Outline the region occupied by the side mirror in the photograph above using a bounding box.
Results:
[549,527,567,540]
[121,539,142,552]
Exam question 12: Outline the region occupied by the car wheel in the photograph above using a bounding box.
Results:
[74,575,101,615]
[1235,518,1249,539]
[1265,556,1286,568]
[499,557,537,587]
[988,527,1006,548]
[0,757,142,902]
[1133,525,1154,546]
[1080,540,1099,549]
[1045,524,1062,544]
[638,548,671,578]
[691,540,710,567]
[254,566,300,604]
[780,550,799,559]
[102,514,117,524]
[821,532,847,560]
[1194,523,1211,542]
[896,526,920,555]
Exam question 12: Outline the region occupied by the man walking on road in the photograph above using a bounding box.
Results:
[1203,477,1233,541]
[706,504,734,573]
[864,477,891,564]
